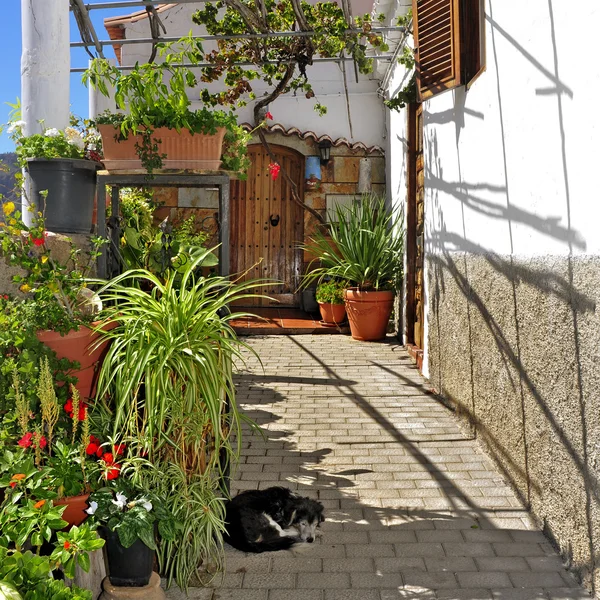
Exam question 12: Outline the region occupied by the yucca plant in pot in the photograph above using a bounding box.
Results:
[302,194,404,341]
[91,248,268,589]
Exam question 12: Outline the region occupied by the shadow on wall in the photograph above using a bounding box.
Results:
[421,2,599,594]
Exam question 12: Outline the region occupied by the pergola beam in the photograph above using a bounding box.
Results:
[71,54,395,72]
[71,26,405,48]
[80,0,210,9]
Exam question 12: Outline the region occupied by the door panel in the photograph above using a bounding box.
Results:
[406,103,425,348]
[230,145,304,306]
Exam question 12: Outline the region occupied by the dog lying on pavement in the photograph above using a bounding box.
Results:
[224,487,325,553]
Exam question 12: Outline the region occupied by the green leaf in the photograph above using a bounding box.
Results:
[77,552,91,573]
[0,580,22,600]
[116,525,137,549]
[135,525,156,550]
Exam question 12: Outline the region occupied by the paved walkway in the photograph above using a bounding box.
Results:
[168,335,590,600]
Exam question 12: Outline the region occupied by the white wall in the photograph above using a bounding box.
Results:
[385,0,600,374]
[104,2,387,148]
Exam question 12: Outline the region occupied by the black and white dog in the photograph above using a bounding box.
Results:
[224,487,325,553]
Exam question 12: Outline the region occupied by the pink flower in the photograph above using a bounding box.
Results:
[268,163,281,181]
[18,432,33,448]
[265,111,273,120]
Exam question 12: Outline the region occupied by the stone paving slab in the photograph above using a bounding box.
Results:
[166,335,591,600]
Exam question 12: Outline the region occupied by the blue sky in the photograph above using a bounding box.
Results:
[0,2,126,153]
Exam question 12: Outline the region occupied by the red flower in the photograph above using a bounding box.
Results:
[64,541,71,550]
[268,162,281,181]
[77,405,87,421]
[96,446,105,458]
[265,111,273,120]
[102,452,114,465]
[114,444,126,456]
[38,436,47,449]
[90,435,100,445]
[18,433,33,448]
[106,464,121,480]
[86,442,99,456]
[30,235,44,247]
[64,399,73,414]
[9,482,17,488]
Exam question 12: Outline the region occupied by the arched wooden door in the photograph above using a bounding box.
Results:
[230,144,304,306]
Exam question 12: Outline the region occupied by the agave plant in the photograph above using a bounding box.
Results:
[302,194,405,291]
[91,248,268,588]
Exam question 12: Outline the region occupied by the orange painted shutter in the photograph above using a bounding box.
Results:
[413,0,462,100]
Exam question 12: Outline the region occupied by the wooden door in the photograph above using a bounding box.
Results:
[406,103,425,347]
[230,144,304,306]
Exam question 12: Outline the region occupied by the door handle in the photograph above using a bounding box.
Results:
[269,214,280,227]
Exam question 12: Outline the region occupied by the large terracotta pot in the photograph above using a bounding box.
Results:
[318,302,347,326]
[55,493,90,528]
[36,321,116,401]
[98,124,226,171]
[344,288,394,341]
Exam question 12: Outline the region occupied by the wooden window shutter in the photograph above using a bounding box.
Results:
[413,0,462,100]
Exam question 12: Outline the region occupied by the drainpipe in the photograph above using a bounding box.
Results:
[21,0,70,220]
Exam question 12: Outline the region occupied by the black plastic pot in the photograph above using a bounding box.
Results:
[101,527,154,587]
[25,158,100,234]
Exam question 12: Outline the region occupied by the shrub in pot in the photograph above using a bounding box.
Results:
[302,194,405,341]
[315,280,347,326]
[86,489,176,587]
[91,248,269,589]
[8,118,102,235]
[85,40,251,175]
[0,202,110,401]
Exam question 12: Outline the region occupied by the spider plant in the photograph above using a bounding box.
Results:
[301,194,405,291]
[91,248,268,588]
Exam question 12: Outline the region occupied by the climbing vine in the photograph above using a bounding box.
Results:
[384,11,416,112]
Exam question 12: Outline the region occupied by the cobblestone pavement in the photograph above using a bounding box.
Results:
[167,335,591,600]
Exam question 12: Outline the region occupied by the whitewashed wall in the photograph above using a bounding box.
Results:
[385,0,600,375]
[99,1,386,148]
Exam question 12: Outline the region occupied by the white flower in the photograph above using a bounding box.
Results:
[45,128,61,138]
[65,127,85,150]
[112,492,128,510]
[7,120,26,134]
[85,501,98,515]
[87,128,99,137]
[141,500,153,512]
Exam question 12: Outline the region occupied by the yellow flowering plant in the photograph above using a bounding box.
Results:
[0,198,106,333]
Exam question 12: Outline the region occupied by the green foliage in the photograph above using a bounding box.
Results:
[192,0,388,115]
[386,10,416,112]
[0,203,106,333]
[87,488,176,550]
[91,249,269,588]
[7,118,102,168]
[115,188,217,281]
[302,194,405,292]
[315,279,347,305]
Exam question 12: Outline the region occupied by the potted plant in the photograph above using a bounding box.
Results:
[6,359,123,527]
[85,488,176,587]
[7,117,103,235]
[315,279,347,326]
[302,194,405,341]
[85,38,251,175]
[0,200,110,400]
[91,248,268,589]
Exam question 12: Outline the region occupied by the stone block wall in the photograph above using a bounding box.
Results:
[427,252,600,593]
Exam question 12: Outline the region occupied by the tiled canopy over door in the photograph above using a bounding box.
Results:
[230,144,305,306]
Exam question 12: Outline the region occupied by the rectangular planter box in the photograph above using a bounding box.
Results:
[98,125,226,171]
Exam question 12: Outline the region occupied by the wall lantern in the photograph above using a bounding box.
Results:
[318,140,332,165]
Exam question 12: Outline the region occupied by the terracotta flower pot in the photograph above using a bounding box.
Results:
[98,124,226,171]
[344,288,394,341]
[54,493,90,528]
[36,320,116,401]
[318,302,347,326]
